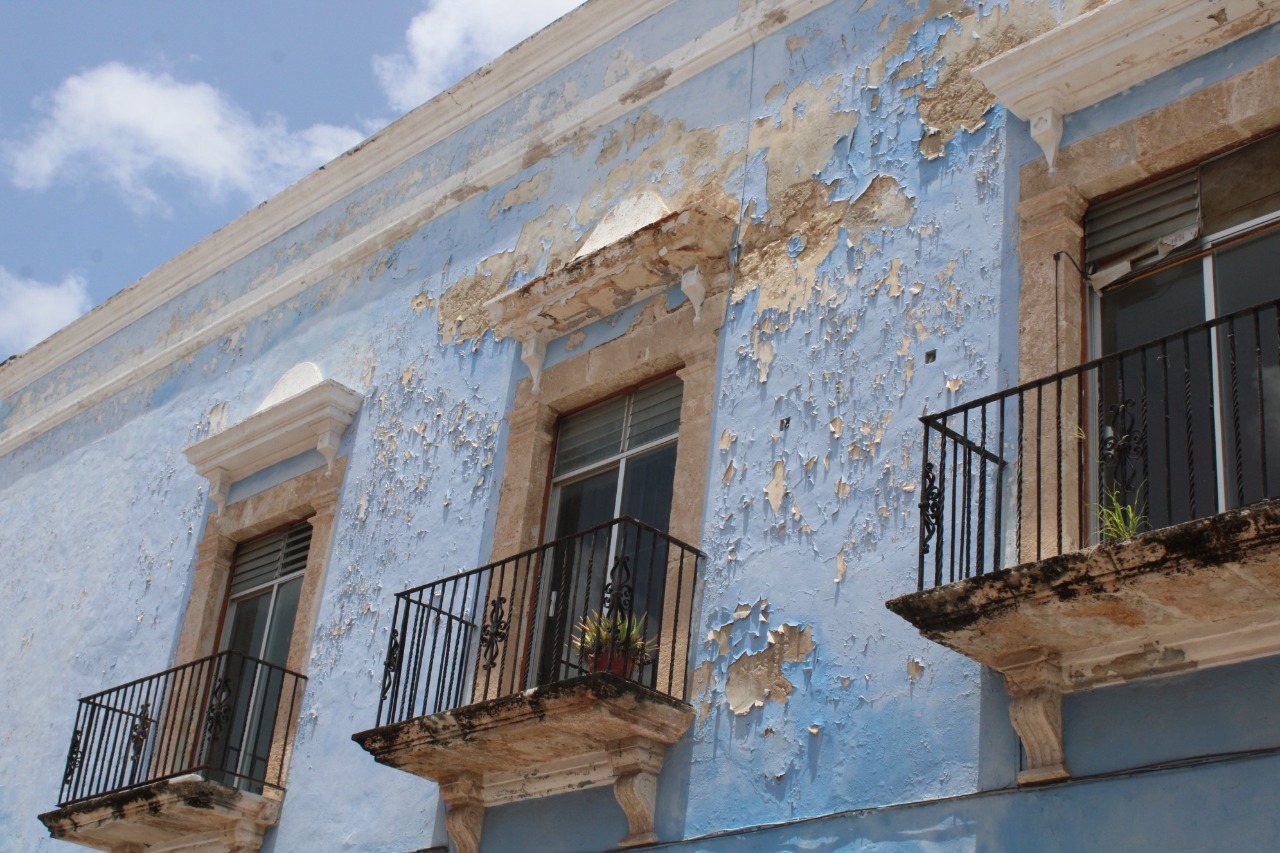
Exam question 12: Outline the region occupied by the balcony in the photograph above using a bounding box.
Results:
[888,299,1280,783]
[353,517,702,853]
[39,651,306,852]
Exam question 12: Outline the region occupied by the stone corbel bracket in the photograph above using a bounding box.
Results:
[973,0,1280,168]
[996,648,1070,785]
[484,205,735,394]
[185,379,363,515]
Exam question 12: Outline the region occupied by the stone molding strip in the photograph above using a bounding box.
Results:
[184,379,363,515]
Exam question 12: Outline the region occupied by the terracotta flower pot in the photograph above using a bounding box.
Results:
[590,650,636,677]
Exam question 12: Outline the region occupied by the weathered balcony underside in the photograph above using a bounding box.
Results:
[890,498,1280,783]
[354,674,693,852]
[39,776,280,853]
[891,498,1280,687]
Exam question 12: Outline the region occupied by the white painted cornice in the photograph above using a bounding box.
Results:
[973,0,1280,167]
[0,0,832,458]
[184,379,362,514]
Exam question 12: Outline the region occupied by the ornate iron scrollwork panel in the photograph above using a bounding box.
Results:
[604,555,634,620]
[380,626,401,700]
[919,461,944,555]
[129,701,152,768]
[1100,398,1147,504]
[62,728,83,787]
[478,596,510,672]
[204,676,233,740]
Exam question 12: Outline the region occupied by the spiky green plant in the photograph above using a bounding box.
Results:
[572,611,653,665]
[1094,485,1146,543]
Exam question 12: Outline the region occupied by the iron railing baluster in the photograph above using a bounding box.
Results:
[373,518,703,726]
[914,298,1280,589]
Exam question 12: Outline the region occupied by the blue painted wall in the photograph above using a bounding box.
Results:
[3,2,1279,851]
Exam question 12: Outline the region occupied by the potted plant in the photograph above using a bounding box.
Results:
[572,611,654,678]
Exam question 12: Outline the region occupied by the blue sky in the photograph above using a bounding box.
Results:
[0,0,582,362]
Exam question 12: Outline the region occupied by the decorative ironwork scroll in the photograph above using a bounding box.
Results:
[919,461,944,556]
[204,676,234,740]
[478,596,509,672]
[129,701,152,767]
[603,555,635,620]
[1100,398,1147,505]
[381,626,402,700]
[62,728,82,787]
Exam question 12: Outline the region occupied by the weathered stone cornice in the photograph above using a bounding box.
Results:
[974,0,1280,167]
[484,205,735,392]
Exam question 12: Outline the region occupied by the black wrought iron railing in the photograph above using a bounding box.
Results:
[917,298,1280,589]
[376,516,703,727]
[57,650,306,806]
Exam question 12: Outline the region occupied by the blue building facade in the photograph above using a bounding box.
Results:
[4,1,1280,851]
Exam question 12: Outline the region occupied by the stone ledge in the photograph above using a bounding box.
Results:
[353,674,694,852]
[887,497,1280,784]
[39,776,280,853]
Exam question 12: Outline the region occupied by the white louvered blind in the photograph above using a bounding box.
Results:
[553,376,682,477]
[230,523,313,597]
[1086,170,1200,288]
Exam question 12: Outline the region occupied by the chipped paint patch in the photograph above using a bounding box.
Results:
[765,460,788,514]
[488,170,551,218]
[725,623,817,715]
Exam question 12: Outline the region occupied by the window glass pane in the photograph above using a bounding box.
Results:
[1213,232,1280,508]
[1100,260,1213,532]
[1100,260,1205,354]
[225,591,271,660]
[553,396,626,476]
[1202,133,1280,235]
[552,467,619,539]
[626,376,683,450]
[620,442,678,530]
[262,577,303,668]
[1214,228,1280,315]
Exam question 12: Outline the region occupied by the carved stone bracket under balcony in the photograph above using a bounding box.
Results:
[39,776,281,853]
[352,674,694,853]
[483,204,734,393]
[889,498,1280,784]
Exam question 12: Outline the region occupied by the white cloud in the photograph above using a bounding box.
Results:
[4,63,365,210]
[0,267,92,358]
[374,0,583,113]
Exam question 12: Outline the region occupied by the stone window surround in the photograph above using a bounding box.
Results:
[489,289,724,563]
[1016,52,1280,386]
[174,458,346,680]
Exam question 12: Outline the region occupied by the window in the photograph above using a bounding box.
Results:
[205,522,313,792]
[1087,133,1280,530]
[536,376,682,685]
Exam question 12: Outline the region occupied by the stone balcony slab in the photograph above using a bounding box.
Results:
[888,498,1280,784]
[353,673,693,853]
[39,776,280,853]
